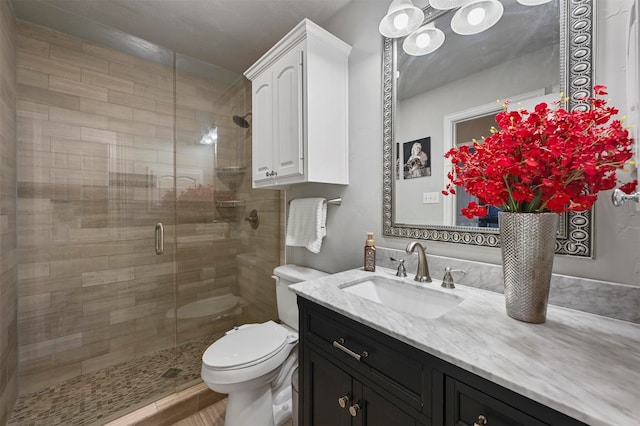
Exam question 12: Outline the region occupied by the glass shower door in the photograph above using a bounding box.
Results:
[14,22,179,421]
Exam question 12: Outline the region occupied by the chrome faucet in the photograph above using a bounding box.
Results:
[405,241,431,283]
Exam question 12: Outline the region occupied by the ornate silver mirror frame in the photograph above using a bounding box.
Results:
[382,0,594,257]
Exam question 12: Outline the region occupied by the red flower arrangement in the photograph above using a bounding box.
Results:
[443,86,636,219]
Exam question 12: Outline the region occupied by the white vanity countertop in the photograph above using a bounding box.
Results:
[289,267,640,426]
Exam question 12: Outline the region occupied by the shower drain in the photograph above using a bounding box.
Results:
[161,368,182,378]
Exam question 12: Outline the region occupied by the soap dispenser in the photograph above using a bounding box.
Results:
[364,232,376,272]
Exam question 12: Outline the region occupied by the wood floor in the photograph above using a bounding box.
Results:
[172,398,294,426]
[172,398,227,426]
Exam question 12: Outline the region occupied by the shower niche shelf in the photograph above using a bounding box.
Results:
[215,199,245,220]
[216,166,246,191]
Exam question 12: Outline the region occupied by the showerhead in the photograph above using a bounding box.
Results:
[232,112,252,128]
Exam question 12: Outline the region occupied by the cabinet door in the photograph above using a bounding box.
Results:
[251,70,274,186]
[357,383,420,426]
[272,45,304,180]
[303,346,352,426]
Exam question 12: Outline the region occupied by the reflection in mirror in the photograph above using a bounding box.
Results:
[382,0,595,257]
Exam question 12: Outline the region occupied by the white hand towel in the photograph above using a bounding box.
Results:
[285,198,327,254]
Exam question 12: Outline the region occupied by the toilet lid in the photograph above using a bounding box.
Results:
[203,321,289,369]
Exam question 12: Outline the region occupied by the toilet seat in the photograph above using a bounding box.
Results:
[203,321,295,370]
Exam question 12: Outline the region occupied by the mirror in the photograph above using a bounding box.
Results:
[382,0,595,257]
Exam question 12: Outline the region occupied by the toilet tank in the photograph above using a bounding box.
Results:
[273,264,328,330]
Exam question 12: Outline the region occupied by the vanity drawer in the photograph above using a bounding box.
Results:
[445,377,547,426]
[300,299,427,413]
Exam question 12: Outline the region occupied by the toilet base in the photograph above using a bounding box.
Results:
[225,384,275,426]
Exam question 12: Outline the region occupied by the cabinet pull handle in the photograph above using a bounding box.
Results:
[332,338,368,362]
[155,222,164,255]
[338,395,350,408]
[474,414,488,426]
[348,403,360,417]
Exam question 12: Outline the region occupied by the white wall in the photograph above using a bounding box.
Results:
[287,0,640,287]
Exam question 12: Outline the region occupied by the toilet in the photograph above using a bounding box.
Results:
[201,264,328,426]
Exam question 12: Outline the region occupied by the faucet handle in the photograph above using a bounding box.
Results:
[441,267,466,289]
[390,257,407,277]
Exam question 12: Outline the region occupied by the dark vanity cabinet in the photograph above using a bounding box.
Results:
[298,298,586,426]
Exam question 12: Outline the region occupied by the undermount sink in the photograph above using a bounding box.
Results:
[340,275,463,320]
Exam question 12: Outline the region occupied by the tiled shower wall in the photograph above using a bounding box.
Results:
[14,19,283,398]
[0,0,18,423]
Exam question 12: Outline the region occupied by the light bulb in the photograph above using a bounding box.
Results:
[199,127,218,145]
[416,33,431,48]
[394,12,409,30]
[467,6,486,26]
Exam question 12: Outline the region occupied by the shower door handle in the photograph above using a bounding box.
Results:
[155,223,164,255]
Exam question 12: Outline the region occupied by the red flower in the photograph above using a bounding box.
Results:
[461,202,488,219]
[444,86,634,217]
[619,180,638,194]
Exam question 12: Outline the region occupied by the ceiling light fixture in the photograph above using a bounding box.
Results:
[199,127,218,145]
[451,0,504,35]
[381,0,547,56]
[402,23,445,56]
[379,0,425,38]
[516,0,552,5]
[428,0,473,10]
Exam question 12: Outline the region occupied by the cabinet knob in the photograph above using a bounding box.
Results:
[474,414,488,426]
[337,395,350,408]
[348,404,360,417]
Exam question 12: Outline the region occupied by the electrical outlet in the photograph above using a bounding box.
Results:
[422,192,439,204]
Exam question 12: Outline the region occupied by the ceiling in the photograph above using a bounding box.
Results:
[10,0,355,76]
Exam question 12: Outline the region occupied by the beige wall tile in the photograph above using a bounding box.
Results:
[82,42,136,67]
[17,20,82,51]
[80,98,133,120]
[108,89,156,111]
[80,127,118,144]
[18,262,50,280]
[19,117,82,140]
[16,68,48,88]
[16,100,48,120]
[50,75,108,101]
[17,50,81,81]
[109,302,158,325]
[50,137,109,157]
[107,117,157,137]
[49,106,108,129]
[19,332,83,362]
[16,33,49,57]
[80,345,135,374]
[134,82,173,103]
[48,256,110,278]
[133,109,173,128]
[134,56,173,79]
[50,44,109,73]
[82,68,134,94]
[17,292,51,314]
[18,362,82,395]
[18,84,81,110]
[109,62,158,86]
[82,267,135,287]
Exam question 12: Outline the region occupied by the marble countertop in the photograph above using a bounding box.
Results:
[290,267,640,426]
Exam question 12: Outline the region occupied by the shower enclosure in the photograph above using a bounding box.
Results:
[12,19,282,424]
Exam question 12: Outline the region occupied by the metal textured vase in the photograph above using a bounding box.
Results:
[498,212,558,324]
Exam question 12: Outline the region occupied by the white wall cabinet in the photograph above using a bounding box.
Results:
[245,19,351,189]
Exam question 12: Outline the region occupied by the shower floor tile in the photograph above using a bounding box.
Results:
[8,336,214,426]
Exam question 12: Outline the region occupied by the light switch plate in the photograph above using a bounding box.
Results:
[423,192,440,204]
